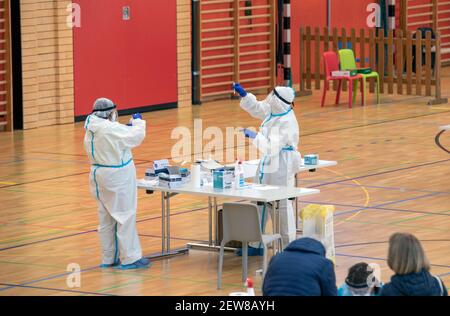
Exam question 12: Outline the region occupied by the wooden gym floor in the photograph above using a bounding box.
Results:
[1,69,450,296]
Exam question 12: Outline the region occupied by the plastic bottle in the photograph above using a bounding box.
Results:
[246,278,255,296]
[234,159,245,189]
[191,162,201,188]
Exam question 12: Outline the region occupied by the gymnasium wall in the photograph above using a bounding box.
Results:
[20,0,75,129]
[18,0,191,129]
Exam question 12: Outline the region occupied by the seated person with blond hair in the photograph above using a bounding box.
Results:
[381,233,447,296]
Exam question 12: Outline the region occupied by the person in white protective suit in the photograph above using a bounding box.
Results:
[84,98,150,270]
[233,83,302,254]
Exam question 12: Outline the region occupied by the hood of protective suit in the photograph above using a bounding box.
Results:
[266,86,295,115]
[84,114,110,133]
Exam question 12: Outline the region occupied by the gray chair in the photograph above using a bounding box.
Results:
[217,202,283,289]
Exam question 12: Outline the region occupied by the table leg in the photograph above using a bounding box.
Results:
[166,192,171,252]
[161,192,166,254]
[208,197,213,246]
[145,191,188,260]
[214,197,218,246]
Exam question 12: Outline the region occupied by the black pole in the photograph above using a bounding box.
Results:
[191,0,201,105]
[11,0,23,129]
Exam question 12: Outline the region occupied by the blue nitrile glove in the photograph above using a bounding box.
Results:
[243,128,257,139]
[132,113,142,120]
[232,83,247,97]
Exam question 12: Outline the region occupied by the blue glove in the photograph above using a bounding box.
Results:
[232,83,247,97]
[243,128,257,139]
[132,113,142,120]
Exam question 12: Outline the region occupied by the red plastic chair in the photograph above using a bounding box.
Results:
[321,51,364,108]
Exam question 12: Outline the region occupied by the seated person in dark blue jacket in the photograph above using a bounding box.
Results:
[262,237,337,296]
[381,232,448,296]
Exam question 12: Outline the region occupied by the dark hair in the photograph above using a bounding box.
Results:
[345,262,371,288]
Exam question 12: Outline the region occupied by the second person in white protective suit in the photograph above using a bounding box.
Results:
[233,83,302,254]
[84,98,150,270]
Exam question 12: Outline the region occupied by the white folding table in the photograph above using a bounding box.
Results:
[137,181,320,259]
[440,125,450,131]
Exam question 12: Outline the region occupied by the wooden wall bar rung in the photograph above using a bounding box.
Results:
[245,85,271,91]
[201,0,233,5]
[408,12,432,18]
[240,76,270,83]
[202,17,234,24]
[408,3,433,9]
[240,50,270,56]
[240,58,270,65]
[202,8,234,14]
[239,41,270,47]
[203,54,234,60]
[201,35,234,42]
[202,26,234,33]
[202,72,234,79]
[202,63,234,70]
[408,20,433,26]
[202,81,233,88]
[239,14,270,19]
[240,67,270,74]
[239,5,270,10]
[240,23,270,29]
[240,32,270,38]
[201,45,234,51]
[202,90,233,98]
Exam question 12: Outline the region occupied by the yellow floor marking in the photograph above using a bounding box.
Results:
[322,168,371,226]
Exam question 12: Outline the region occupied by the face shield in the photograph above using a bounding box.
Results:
[267,88,293,115]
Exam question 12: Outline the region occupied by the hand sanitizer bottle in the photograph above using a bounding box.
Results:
[246,278,255,296]
[234,159,245,189]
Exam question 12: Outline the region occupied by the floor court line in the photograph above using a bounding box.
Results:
[334,193,440,217]
[0,283,115,296]
[299,199,450,218]
[310,158,450,189]
[301,179,450,195]
[0,266,100,293]
[336,253,450,270]
[335,240,450,248]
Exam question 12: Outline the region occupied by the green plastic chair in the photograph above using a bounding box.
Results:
[338,49,380,105]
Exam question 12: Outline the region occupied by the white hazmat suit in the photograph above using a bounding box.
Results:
[240,87,302,247]
[84,113,146,266]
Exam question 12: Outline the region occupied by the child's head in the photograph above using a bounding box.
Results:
[345,262,379,296]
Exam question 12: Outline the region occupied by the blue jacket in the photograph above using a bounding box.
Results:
[381,269,448,296]
[262,238,337,296]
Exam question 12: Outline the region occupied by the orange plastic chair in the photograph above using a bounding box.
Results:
[321,51,364,108]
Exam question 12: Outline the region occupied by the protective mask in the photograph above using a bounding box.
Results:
[267,91,290,115]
